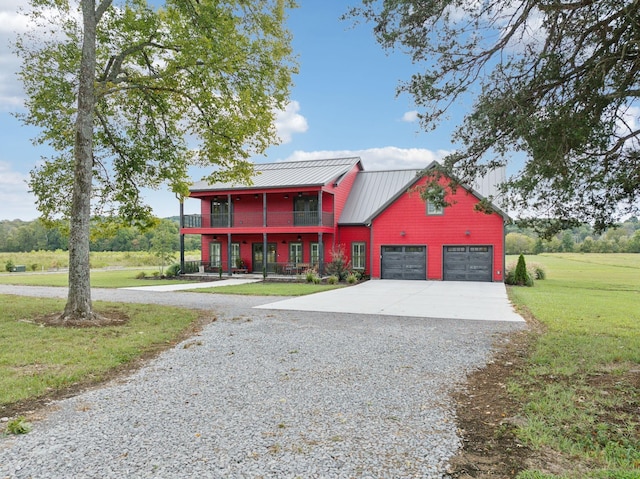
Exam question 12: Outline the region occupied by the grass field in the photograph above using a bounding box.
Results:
[0,269,190,288]
[0,296,203,412]
[190,281,344,296]
[0,250,200,271]
[506,253,640,478]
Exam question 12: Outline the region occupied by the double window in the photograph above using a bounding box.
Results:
[293,195,318,226]
[289,242,303,264]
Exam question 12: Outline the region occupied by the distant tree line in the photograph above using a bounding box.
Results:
[506,217,640,255]
[0,218,199,253]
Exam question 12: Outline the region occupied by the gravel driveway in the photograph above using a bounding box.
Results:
[0,286,524,478]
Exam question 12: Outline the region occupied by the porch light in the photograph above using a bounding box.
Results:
[284,194,289,199]
[297,235,302,240]
[298,192,303,197]
[465,230,471,236]
[236,196,241,201]
[254,194,259,199]
[400,231,406,236]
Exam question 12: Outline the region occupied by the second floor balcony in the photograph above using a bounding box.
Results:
[182,210,335,229]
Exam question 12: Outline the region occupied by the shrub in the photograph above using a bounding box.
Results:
[326,245,351,281]
[165,263,181,278]
[346,273,358,284]
[304,268,317,283]
[5,259,15,272]
[327,275,339,285]
[30,263,39,272]
[529,263,546,280]
[507,254,534,287]
[135,271,147,279]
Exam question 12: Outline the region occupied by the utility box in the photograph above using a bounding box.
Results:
[11,265,26,272]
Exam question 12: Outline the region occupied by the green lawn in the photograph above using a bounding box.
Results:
[506,253,640,478]
[190,281,344,296]
[0,296,203,411]
[0,269,190,288]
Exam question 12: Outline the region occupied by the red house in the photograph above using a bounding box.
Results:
[180,157,509,281]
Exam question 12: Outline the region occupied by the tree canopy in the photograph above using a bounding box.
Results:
[15,0,296,321]
[350,0,640,236]
[18,0,296,226]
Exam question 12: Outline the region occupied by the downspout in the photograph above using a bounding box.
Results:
[369,222,374,279]
[227,233,232,277]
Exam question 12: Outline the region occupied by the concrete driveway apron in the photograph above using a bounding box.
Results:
[255,280,525,322]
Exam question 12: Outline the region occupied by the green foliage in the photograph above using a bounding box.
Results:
[165,263,181,278]
[346,273,358,284]
[514,254,529,286]
[5,259,14,272]
[349,1,640,234]
[135,271,147,279]
[16,0,297,226]
[304,268,318,283]
[326,275,339,285]
[6,416,32,435]
[326,245,351,281]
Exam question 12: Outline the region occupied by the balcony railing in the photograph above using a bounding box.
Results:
[182,211,334,229]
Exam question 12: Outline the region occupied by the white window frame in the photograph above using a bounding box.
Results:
[352,242,366,270]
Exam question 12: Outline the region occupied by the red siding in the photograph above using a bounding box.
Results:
[337,226,371,275]
[371,177,504,281]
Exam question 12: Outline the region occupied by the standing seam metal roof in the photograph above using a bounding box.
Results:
[338,168,424,225]
[189,158,362,192]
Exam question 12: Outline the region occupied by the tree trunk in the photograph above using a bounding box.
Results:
[62,0,98,321]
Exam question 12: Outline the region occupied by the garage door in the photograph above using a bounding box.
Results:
[443,245,493,282]
[381,246,426,280]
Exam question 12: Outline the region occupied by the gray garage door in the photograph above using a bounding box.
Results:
[443,245,493,282]
[381,246,426,280]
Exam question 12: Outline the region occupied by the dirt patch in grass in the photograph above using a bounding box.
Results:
[447,315,640,478]
[446,327,537,478]
[1,311,216,424]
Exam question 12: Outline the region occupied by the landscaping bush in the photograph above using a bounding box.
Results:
[5,259,14,272]
[327,275,339,285]
[135,271,147,279]
[506,254,534,286]
[326,245,351,281]
[346,273,358,284]
[165,263,181,278]
[304,268,318,283]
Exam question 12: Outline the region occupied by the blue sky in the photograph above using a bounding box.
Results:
[0,1,468,221]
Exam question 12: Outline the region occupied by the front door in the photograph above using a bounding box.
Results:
[252,242,277,273]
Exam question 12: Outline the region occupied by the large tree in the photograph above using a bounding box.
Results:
[15,0,296,321]
[350,0,640,236]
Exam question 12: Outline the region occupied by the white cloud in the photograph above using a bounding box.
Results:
[0,161,38,220]
[401,110,419,123]
[275,100,308,144]
[277,146,450,171]
[0,5,29,111]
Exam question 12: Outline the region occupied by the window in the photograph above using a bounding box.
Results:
[289,242,303,264]
[209,242,221,267]
[310,243,320,266]
[231,242,241,268]
[352,242,366,270]
[426,200,444,215]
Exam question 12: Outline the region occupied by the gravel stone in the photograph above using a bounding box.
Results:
[0,285,523,478]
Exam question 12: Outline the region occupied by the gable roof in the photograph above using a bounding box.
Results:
[190,157,362,192]
[339,162,510,224]
[338,168,425,225]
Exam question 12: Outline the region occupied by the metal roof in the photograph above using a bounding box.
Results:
[339,168,423,225]
[339,163,511,224]
[190,157,362,192]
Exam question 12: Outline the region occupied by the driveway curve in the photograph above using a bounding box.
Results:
[0,285,525,478]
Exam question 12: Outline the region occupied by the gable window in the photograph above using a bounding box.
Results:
[294,195,318,226]
[289,242,303,264]
[352,242,366,270]
[426,200,444,216]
